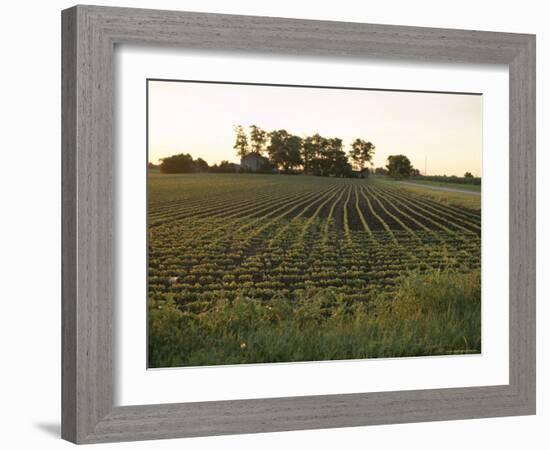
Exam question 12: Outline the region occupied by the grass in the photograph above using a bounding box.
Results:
[399,185,480,210]
[147,173,481,367]
[373,178,481,210]
[398,178,481,192]
[148,269,481,368]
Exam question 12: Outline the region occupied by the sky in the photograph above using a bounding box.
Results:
[148,80,482,177]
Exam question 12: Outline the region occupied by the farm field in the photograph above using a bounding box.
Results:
[148,173,481,367]
[379,178,482,210]
[396,178,481,193]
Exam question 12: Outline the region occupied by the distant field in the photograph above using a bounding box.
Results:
[148,173,481,367]
[372,177,481,210]
[397,178,481,192]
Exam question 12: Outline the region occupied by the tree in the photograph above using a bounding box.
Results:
[210,160,239,173]
[233,125,249,158]
[324,138,351,177]
[267,129,303,172]
[307,135,334,176]
[374,167,387,175]
[348,139,375,174]
[194,158,209,173]
[267,129,288,170]
[218,161,239,173]
[302,133,325,175]
[301,134,353,177]
[464,172,474,178]
[285,135,303,172]
[159,153,195,174]
[249,125,267,155]
[386,155,414,178]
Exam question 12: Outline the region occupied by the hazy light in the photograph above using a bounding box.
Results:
[148,80,482,177]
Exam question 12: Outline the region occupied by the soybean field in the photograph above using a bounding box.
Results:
[148,174,482,367]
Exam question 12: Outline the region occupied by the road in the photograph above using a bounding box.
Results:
[398,181,481,196]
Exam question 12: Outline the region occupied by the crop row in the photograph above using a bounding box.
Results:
[147,175,480,308]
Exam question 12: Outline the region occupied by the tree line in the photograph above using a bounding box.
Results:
[418,173,481,186]
[154,124,442,178]
[152,153,240,174]
[233,124,376,177]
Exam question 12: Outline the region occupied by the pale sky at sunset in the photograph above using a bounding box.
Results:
[148,80,482,177]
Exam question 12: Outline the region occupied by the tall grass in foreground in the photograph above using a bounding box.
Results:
[148,269,481,368]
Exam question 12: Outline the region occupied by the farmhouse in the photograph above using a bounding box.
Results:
[240,152,269,172]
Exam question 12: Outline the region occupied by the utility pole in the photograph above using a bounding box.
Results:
[424,155,427,176]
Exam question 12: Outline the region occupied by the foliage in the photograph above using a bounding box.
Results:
[148,269,481,367]
[386,154,414,178]
[301,134,352,177]
[232,126,371,177]
[348,139,375,172]
[249,125,268,155]
[418,174,481,186]
[267,129,303,172]
[233,125,249,158]
[393,182,481,210]
[209,160,239,173]
[147,174,481,366]
[159,153,197,174]
[194,158,209,173]
[159,153,211,174]
[324,137,352,177]
[301,133,322,175]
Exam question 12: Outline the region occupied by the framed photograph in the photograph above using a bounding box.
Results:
[62,5,536,444]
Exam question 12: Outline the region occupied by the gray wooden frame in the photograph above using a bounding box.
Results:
[61,5,536,444]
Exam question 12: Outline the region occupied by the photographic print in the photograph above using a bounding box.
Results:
[147,80,482,368]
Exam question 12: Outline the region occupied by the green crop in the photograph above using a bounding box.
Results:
[147,173,481,367]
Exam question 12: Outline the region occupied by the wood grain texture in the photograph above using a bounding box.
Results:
[61,7,77,443]
[508,36,536,409]
[61,5,536,444]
